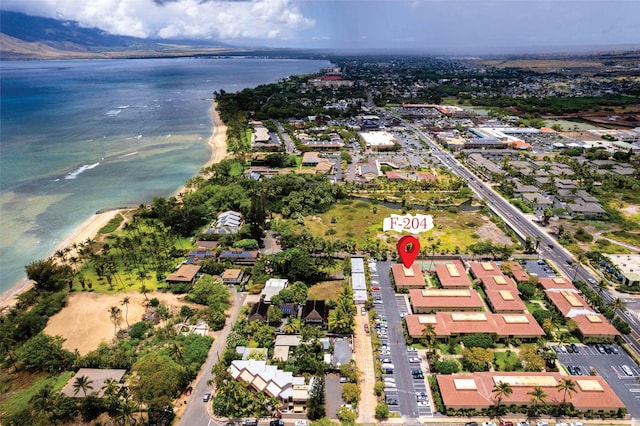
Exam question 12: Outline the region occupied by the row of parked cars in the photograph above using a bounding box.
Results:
[593,343,619,354]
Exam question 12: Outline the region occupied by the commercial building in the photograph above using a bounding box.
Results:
[359,131,398,149]
[409,288,485,313]
[405,312,544,340]
[606,254,640,286]
[392,263,426,289]
[436,372,624,413]
[434,261,472,287]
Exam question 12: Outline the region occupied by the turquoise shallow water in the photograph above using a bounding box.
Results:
[0,57,330,296]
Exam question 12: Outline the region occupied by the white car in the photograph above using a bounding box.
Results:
[409,357,420,363]
[295,421,308,426]
[482,422,497,426]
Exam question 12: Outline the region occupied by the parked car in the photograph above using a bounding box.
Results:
[574,366,582,375]
[387,398,398,405]
[482,422,497,426]
[516,422,529,426]
[622,365,633,376]
[535,422,549,426]
[567,366,576,375]
[610,345,619,354]
[295,421,308,426]
[202,391,211,402]
[603,345,612,354]
[595,344,606,354]
[364,324,369,333]
[570,343,578,353]
[269,420,284,426]
[361,306,367,315]
[465,422,478,426]
[409,357,420,363]
[499,422,513,426]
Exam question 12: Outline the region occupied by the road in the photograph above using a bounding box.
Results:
[178,291,247,426]
[400,118,640,358]
[274,120,298,154]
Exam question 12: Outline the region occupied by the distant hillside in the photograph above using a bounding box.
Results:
[0,10,239,59]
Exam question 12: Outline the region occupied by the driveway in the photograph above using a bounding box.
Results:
[354,308,376,424]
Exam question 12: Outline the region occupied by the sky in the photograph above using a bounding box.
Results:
[3,0,640,53]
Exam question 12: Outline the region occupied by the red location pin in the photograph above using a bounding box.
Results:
[397,235,421,269]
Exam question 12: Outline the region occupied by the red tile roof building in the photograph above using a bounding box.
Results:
[571,314,620,339]
[434,261,472,287]
[506,261,530,282]
[436,372,624,413]
[405,312,544,340]
[538,276,575,291]
[469,261,503,279]
[485,289,527,313]
[409,288,485,313]
[391,264,426,289]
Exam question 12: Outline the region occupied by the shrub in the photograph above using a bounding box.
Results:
[463,333,494,349]
[433,360,460,374]
[375,404,390,420]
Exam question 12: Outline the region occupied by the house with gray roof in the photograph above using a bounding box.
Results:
[229,360,311,412]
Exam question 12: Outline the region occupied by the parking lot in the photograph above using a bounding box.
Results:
[369,260,433,419]
[521,259,558,278]
[554,343,640,418]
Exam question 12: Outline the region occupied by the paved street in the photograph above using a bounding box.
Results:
[354,307,377,424]
[178,291,246,426]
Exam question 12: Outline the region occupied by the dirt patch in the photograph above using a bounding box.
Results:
[44,291,198,355]
[621,205,640,216]
[476,222,513,246]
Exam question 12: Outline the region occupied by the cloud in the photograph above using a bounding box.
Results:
[2,0,315,41]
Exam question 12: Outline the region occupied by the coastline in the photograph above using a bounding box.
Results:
[0,100,227,310]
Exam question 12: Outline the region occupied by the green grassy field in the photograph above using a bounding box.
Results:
[592,238,634,254]
[0,371,74,419]
[494,351,520,371]
[299,199,503,253]
[602,230,640,248]
[307,280,345,301]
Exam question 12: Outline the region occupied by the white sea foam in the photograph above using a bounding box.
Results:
[119,152,138,158]
[118,105,130,109]
[64,162,100,180]
[106,109,122,116]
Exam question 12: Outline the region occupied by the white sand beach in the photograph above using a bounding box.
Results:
[0,101,228,310]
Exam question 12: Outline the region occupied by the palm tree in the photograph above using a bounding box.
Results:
[282,317,301,334]
[30,385,56,423]
[609,297,627,314]
[421,324,436,349]
[117,398,139,426]
[102,377,121,409]
[168,342,185,362]
[109,306,122,337]
[596,280,608,294]
[73,375,94,397]
[556,378,577,405]
[121,296,131,328]
[492,381,513,416]
[527,386,547,416]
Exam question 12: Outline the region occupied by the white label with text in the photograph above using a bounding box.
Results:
[383,213,434,234]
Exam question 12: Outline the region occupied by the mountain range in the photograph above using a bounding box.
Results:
[0,10,241,60]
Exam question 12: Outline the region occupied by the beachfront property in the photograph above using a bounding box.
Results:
[205,210,242,235]
[436,372,624,413]
[166,264,201,285]
[405,312,544,341]
[409,288,485,313]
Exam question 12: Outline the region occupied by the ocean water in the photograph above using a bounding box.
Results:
[0,57,330,296]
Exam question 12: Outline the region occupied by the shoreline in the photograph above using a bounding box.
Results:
[0,100,228,310]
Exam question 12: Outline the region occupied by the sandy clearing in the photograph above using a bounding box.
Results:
[44,291,199,355]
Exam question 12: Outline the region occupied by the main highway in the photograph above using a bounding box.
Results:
[399,118,640,357]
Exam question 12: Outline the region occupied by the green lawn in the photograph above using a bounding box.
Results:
[0,372,74,419]
[307,280,344,302]
[494,351,520,371]
[299,199,508,254]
